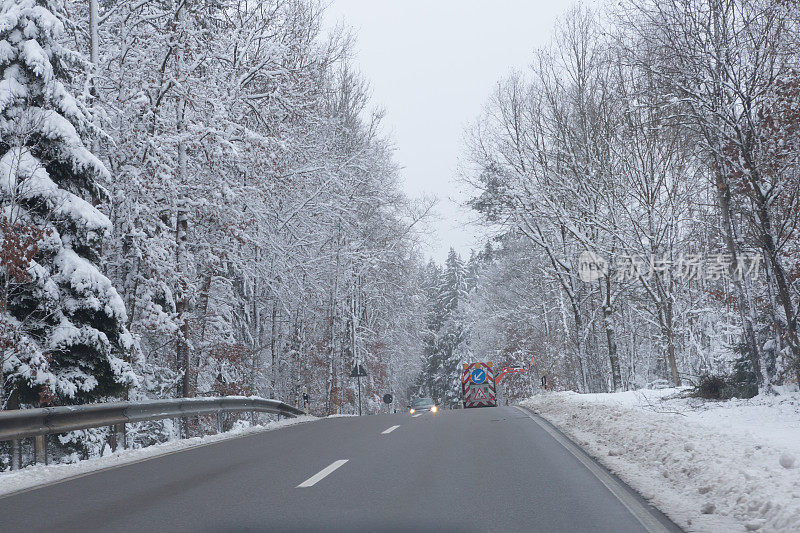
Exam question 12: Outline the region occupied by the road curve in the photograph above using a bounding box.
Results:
[0,406,681,532]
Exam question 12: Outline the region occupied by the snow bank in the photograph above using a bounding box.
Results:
[0,415,317,497]
[521,388,800,532]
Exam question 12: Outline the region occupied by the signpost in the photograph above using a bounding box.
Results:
[350,363,367,416]
[383,393,393,413]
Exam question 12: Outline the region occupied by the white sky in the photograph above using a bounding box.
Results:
[324,0,581,262]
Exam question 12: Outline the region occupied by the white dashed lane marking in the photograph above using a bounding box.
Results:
[297,460,348,488]
[381,425,400,434]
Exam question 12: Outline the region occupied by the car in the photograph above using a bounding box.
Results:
[409,397,438,414]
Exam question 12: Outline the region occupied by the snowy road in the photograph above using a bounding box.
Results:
[0,406,681,532]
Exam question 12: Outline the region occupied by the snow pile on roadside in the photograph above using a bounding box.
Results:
[521,388,800,532]
[0,415,317,497]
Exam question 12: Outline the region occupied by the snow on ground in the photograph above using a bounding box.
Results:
[0,415,317,498]
[521,388,800,533]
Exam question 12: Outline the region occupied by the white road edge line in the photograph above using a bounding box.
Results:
[297,459,348,488]
[411,413,422,418]
[381,425,400,434]
[514,406,671,533]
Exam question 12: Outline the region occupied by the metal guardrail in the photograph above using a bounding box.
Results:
[0,397,306,468]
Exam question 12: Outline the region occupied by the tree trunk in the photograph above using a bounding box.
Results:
[714,168,762,384]
[751,195,800,377]
[664,299,680,386]
[602,277,621,391]
[706,0,762,385]
[193,271,212,395]
[88,0,100,154]
[571,305,589,393]
[174,2,191,412]
[270,298,278,396]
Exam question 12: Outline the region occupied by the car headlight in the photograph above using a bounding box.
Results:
[409,408,415,414]
[431,406,438,412]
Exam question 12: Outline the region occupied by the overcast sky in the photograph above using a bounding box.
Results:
[324,0,582,262]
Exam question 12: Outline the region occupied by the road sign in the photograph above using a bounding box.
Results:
[350,363,367,416]
[383,393,393,404]
[462,362,497,408]
[470,368,487,384]
[349,364,367,377]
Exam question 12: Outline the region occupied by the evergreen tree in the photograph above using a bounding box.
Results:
[439,249,467,313]
[415,250,470,405]
[465,250,480,292]
[436,249,468,404]
[416,260,443,400]
[0,0,135,407]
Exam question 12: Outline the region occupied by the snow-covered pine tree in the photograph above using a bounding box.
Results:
[416,260,443,400]
[439,248,467,314]
[0,0,136,407]
[414,251,471,405]
[436,249,468,404]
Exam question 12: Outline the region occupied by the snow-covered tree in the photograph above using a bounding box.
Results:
[0,0,135,408]
[462,0,800,394]
[415,250,471,405]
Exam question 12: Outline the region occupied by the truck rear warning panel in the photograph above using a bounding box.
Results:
[461,362,497,408]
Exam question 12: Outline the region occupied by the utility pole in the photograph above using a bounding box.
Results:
[356,366,362,416]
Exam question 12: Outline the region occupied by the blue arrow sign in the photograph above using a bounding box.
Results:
[471,368,486,384]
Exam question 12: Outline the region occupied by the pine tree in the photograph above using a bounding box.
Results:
[0,0,135,407]
[414,251,471,405]
[439,249,467,314]
[436,249,468,404]
[416,260,443,400]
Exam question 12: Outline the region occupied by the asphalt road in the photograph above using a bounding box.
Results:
[0,406,682,533]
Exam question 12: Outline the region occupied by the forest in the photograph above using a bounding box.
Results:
[461,0,800,398]
[0,0,432,458]
[1,0,799,467]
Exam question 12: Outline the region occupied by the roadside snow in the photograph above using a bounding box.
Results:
[521,388,800,533]
[0,415,317,498]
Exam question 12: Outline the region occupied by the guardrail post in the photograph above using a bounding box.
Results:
[216,412,223,434]
[113,423,126,451]
[11,439,20,470]
[250,411,256,426]
[34,435,48,465]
